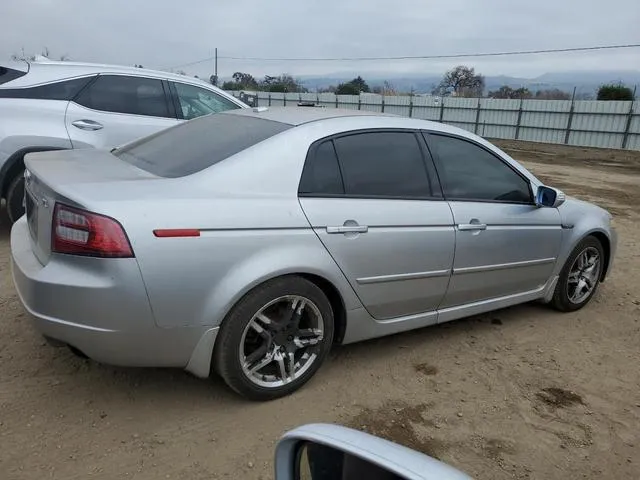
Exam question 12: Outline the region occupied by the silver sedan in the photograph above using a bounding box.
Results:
[11,107,617,400]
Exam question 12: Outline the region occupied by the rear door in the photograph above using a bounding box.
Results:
[65,74,179,149]
[424,132,562,308]
[299,130,455,320]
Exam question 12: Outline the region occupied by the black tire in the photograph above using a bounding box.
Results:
[214,276,334,401]
[551,236,604,312]
[6,172,25,224]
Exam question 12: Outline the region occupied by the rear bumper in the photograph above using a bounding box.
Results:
[10,217,217,376]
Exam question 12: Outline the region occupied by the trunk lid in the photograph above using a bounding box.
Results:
[24,149,157,265]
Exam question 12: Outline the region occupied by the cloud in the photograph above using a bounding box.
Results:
[1,0,638,78]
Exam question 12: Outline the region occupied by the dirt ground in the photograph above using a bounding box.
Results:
[1,140,639,480]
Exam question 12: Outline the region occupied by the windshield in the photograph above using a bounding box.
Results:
[113,113,291,178]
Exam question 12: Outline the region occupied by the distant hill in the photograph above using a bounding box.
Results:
[298,70,640,96]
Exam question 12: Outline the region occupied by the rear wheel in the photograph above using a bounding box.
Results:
[551,236,604,312]
[214,276,334,401]
[6,172,25,223]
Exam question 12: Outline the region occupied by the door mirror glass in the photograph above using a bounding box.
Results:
[536,185,565,208]
[297,441,406,480]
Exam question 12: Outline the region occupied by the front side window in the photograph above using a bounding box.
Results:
[173,82,239,120]
[333,131,432,198]
[74,75,170,118]
[427,134,532,203]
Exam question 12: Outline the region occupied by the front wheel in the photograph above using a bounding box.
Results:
[214,276,334,401]
[551,236,604,312]
[6,173,25,223]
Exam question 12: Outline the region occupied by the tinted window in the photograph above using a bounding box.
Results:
[0,76,94,99]
[299,140,344,195]
[0,66,27,85]
[114,113,291,178]
[427,134,531,203]
[75,75,170,118]
[333,132,431,198]
[174,82,239,119]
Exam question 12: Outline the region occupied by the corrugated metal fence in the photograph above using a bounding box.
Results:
[231,91,640,151]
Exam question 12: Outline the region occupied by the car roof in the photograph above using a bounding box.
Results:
[6,58,220,90]
[223,106,457,133]
[225,106,401,126]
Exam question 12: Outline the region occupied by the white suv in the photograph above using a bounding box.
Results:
[0,58,247,222]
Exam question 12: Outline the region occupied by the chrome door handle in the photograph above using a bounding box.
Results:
[72,119,104,131]
[327,225,368,234]
[458,223,487,231]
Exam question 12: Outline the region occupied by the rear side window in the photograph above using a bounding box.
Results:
[74,75,170,118]
[299,140,344,195]
[333,132,432,198]
[114,113,292,178]
[173,82,239,119]
[0,76,94,100]
[0,66,27,85]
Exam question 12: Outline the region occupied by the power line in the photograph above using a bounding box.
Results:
[163,43,640,70]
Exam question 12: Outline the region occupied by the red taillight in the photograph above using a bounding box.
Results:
[52,203,133,258]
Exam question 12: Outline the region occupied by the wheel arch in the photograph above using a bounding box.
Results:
[589,230,611,282]
[1,146,67,198]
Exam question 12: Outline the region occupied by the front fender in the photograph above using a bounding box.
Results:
[553,198,617,280]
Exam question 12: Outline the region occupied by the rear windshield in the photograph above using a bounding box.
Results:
[114,113,292,178]
[0,66,27,85]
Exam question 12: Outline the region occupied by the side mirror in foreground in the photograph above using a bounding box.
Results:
[536,185,566,208]
[275,423,472,480]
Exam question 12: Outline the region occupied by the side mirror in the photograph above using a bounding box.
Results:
[535,185,565,208]
[275,424,472,480]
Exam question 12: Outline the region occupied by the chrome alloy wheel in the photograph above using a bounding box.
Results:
[566,246,601,305]
[239,295,325,388]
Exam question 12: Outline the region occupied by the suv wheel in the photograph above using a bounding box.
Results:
[6,172,25,223]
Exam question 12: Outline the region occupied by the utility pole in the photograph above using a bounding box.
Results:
[210,48,219,86]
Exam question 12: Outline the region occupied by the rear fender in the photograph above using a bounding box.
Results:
[198,239,362,329]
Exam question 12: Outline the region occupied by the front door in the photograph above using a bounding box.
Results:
[65,74,179,149]
[424,133,562,308]
[299,131,455,320]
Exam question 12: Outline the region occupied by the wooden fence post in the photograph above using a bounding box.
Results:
[439,98,445,122]
[409,94,414,118]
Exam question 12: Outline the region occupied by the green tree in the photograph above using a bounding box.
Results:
[335,76,371,95]
[597,83,634,101]
[434,66,484,97]
[534,89,570,100]
[259,74,306,93]
[232,72,259,89]
[488,86,532,99]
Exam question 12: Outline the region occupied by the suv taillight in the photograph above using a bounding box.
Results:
[52,203,133,258]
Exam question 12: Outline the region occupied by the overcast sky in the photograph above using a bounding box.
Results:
[1,0,639,79]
